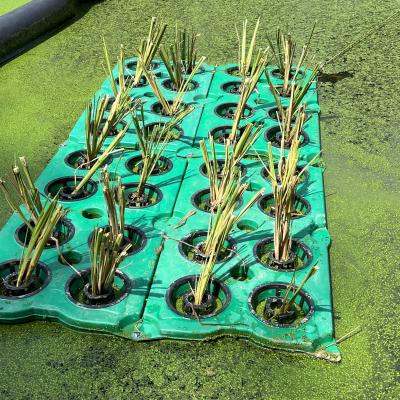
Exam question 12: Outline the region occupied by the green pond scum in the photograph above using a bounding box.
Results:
[0,1,399,399]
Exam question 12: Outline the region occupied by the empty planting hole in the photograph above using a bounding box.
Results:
[59,251,82,266]
[236,219,258,232]
[82,208,104,219]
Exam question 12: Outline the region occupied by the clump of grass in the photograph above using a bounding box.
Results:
[16,196,65,287]
[0,157,43,230]
[71,90,138,195]
[133,17,167,86]
[236,18,268,80]
[141,56,205,116]
[127,105,185,203]
[160,25,201,88]
[102,169,125,242]
[267,24,316,96]
[192,140,264,307]
[90,228,131,296]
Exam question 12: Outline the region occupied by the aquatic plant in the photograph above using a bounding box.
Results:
[141,56,205,116]
[90,228,131,296]
[16,196,64,287]
[160,25,201,88]
[267,24,316,96]
[133,17,167,86]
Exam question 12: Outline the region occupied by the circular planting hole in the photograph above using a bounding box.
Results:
[266,106,309,122]
[141,122,183,142]
[254,237,312,271]
[209,125,247,144]
[126,60,160,71]
[221,81,253,95]
[162,78,199,92]
[178,230,236,264]
[269,67,305,81]
[258,193,310,219]
[248,282,314,327]
[45,176,98,202]
[151,101,188,117]
[214,102,254,120]
[59,250,83,266]
[0,261,51,299]
[121,183,162,208]
[15,218,75,248]
[64,150,113,170]
[99,118,128,137]
[199,159,246,178]
[191,188,243,213]
[82,208,104,219]
[126,155,173,175]
[261,163,310,186]
[65,268,131,308]
[236,219,259,232]
[225,65,255,77]
[264,125,309,148]
[166,275,231,319]
[114,74,147,88]
[88,225,147,255]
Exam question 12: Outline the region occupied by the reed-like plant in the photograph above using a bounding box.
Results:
[72,90,138,195]
[229,52,268,141]
[90,228,131,296]
[17,196,65,286]
[141,56,205,116]
[236,18,268,80]
[129,106,184,200]
[102,170,125,241]
[193,169,264,306]
[160,26,201,88]
[267,265,318,322]
[134,17,167,86]
[267,24,316,96]
[0,157,44,230]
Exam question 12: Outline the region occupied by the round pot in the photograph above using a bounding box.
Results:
[191,188,243,213]
[83,283,115,306]
[126,155,173,176]
[258,193,311,219]
[161,78,198,92]
[122,182,163,208]
[199,159,246,178]
[45,176,98,202]
[214,102,254,120]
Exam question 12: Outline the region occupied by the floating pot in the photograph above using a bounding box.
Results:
[264,125,310,148]
[199,159,246,178]
[260,162,310,186]
[88,224,147,255]
[162,78,198,92]
[0,260,51,299]
[248,282,314,327]
[114,74,147,88]
[179,230,237,264]
[125,60,161,71]
[166,275,231,319]
[45,176,98,202]
[150,101,187,116]
[269,67,304,81]
[15,218,75,248]
[65,269,131,309]
[122,183,163,208]
[65,150,113,170]
[126,155,173,176]
[208,125,246,144]
[258,193,311,219]
[214,102,254,120]
[191,188,243,213]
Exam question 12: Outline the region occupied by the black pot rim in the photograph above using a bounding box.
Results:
[161,78,199,92]
[214,102,255,120]
[269,67,305,80]
[253,236,313,272]
[220,80,255,95]
[260,162,310,185]
[44,176,98,202]
[199,159,247,178]
[266,106,310,122]
[64,149,114,170]
[0,260,51,300]
[264,125,310,148]
[191,188,244,213]
[125,155,173,176]
[125,60,161,71]
[257,193,311,219]
[150,100,188,116]
[122,182,163,209]
[178,229,237,264]
[208,124,247,144]
[15,217,75,249]
[114,74,147,88]
[248,281,315,327]
[165,275,231,319]
[87,224,147,255]
[65,268,131,309]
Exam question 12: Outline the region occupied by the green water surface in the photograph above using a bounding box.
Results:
[0,1,399,399]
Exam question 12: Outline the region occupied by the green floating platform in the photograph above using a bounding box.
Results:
[0,58,339,362]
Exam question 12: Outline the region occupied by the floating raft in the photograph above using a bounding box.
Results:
[0,59,339,362]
